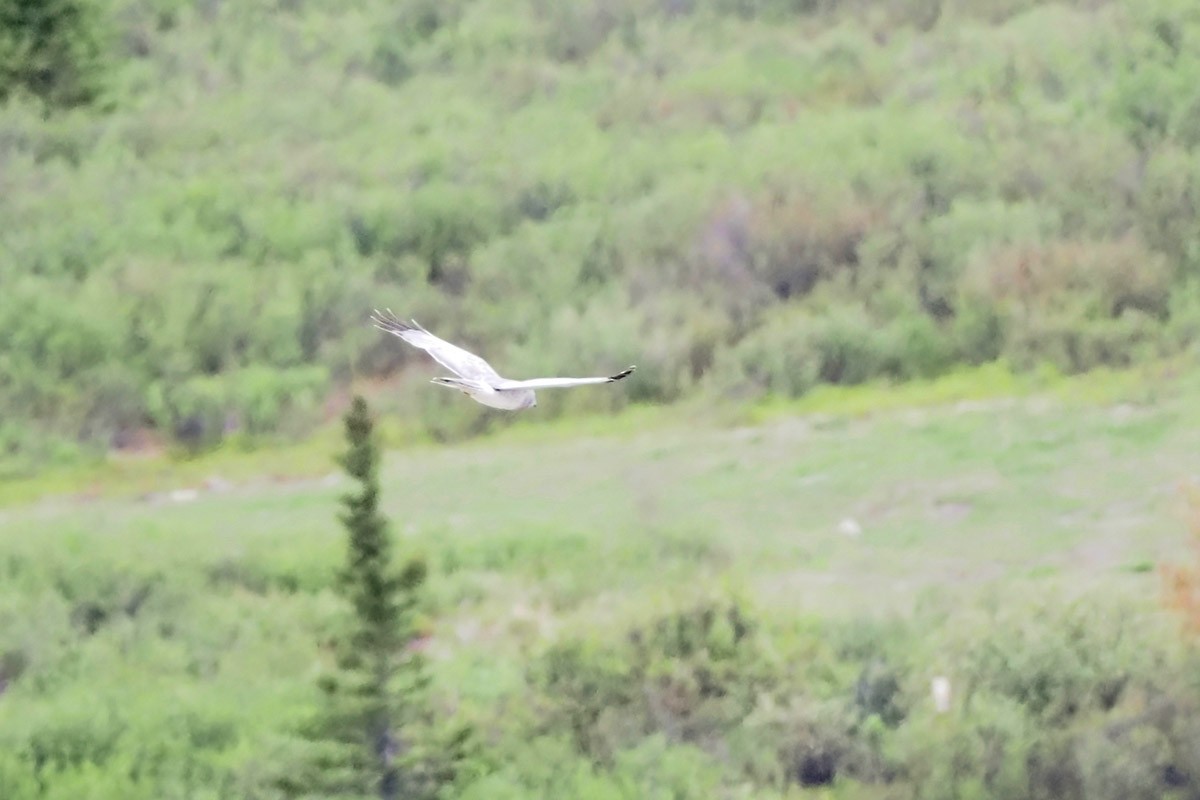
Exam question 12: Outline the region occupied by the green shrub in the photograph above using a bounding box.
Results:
[895,694,1044,800]
[0,0,109,109]
[529,638,641,761]
[955,600,1144,724]
[733,695,873,789]
[740,189,881,302]
[710,307,823,399]
[1075,723,1173,800]
[529,597,764,761]
[960,236,1173,371]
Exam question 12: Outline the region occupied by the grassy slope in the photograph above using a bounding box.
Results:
[4,0,1200,462]
[2,362,1197,792]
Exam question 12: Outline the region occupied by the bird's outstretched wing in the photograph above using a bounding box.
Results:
[371,309,502,382]
[496,366,636,390]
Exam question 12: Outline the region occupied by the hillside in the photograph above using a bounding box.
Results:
[2,369,1200,798]
[3,0,1200,469]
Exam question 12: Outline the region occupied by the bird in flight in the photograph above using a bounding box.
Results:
[371,309,635,410]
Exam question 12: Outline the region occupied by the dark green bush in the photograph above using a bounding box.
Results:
[528,598,764,761]
[960,236,1173,371]
[896,694,1045,800]
[0,0,108,109]
[957,601,1144,724]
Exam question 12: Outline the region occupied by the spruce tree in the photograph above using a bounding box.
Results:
[279,396,466,800]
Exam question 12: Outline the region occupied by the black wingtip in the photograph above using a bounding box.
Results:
[370,308,418,334]
[609,365,636,382]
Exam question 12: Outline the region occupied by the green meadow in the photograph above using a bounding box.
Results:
[3,363,1200,797]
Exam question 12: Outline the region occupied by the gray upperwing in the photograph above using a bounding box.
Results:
[497,366,636,390]
[371,310,503,382]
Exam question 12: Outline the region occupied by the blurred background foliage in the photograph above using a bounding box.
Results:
[6,3,1200,796]
[3,0,1200,470]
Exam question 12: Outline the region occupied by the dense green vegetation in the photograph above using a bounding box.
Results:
[6,1,1200,797]
[2,369,1200,798]
[0,0,107,108]
[3,0,1200,469]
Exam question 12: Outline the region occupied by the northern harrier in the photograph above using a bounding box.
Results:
[371,310,635,410]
